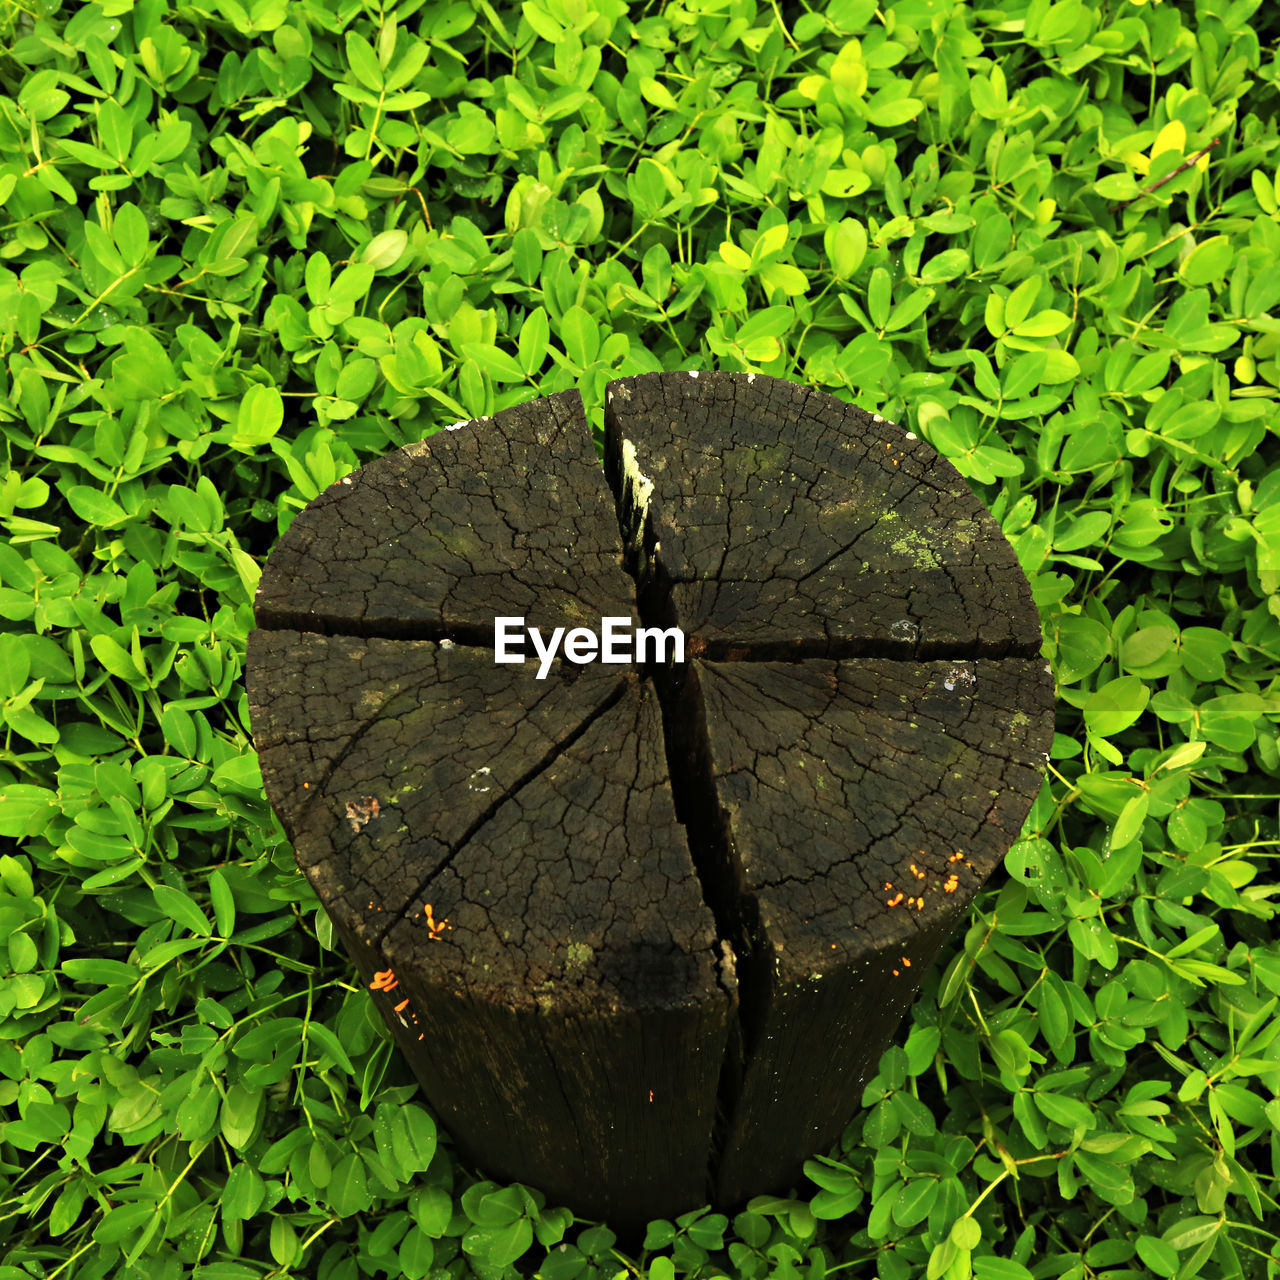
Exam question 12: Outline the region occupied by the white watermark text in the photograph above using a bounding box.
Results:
[494,616,685,678]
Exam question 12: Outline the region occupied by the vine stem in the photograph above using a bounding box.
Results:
[1109,137,1220,212]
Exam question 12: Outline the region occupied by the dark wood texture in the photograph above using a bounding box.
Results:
[246,373,1054,1237]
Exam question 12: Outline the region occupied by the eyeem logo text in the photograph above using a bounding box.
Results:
[494,617,685,678]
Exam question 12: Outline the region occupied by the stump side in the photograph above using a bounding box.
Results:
[328,901,731,1236]
[711,902,966,1210]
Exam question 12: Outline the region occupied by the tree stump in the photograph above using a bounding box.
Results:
[245,372,1055,1237]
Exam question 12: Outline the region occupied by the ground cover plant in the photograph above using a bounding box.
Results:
[2,0,1280,1276]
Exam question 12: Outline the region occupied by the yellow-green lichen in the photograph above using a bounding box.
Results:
[889,526,941,569]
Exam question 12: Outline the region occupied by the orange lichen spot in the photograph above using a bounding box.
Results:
[910,864,926,880]
[916,898,924,910]
[418,1033,424,1040]
[422,903,451,939]
[892,968,900,976]
[902,957,911,967]
[370,968,398,992]
[884,882,893,892]
[831,943,837,949]
[649,1090,654,1102]
[944,875,959,893]
[303,782,311,789]
[906,896,916,907]
[887,892,904,907]
[394,998,409,1012]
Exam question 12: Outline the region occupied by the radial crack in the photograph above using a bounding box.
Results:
[375,674,634,946]
[253,611,498,647]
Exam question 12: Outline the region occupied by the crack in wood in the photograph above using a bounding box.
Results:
[370,673,636,948]
[250,611,497,646]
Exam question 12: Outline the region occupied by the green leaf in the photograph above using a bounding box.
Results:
[464,1216,534,1267]
[891,1178,937,1228]
[868,267,892,328]
[1109,791,1149,849]
[521,1,563,42]
[512,227,542,285]
[561,305,600,367]
[346,31,385,89]
[518,306,550,374]
[1012,308,1071,337]
[1084,676,1151,737]
[459,341,526,383]
[222,1162,266,1221]
[89,633,145,684]
[1004,277,1041,329]
[63,957,139,984]
[973,1260,1033,1280]
[864,91,923,127]
[209,869,235,936]
[306,1020,355,1075]
[327,1153,370,1216]
[970,65,1008,118]
[153,883,213,937]
[411,1184,454,1237]
[111,202,150,268]
[221,1083,264,1150]
[1179,235,1232,286]
[885,286,935,331]
[639,76,680,111]
[920,249,970,283]
[231,384,285,451]
[66,486,127,527]
[736,306,795,345]
[361,229,409,269]
[819,224,864,289]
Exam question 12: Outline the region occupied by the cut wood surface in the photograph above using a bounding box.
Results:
[246,372,1055,1236]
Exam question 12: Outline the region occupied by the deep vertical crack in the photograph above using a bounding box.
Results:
[603,405,770,1206]
[647,654,772,1204]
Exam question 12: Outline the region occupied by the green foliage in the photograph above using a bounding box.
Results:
[2,0,1280,1277]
